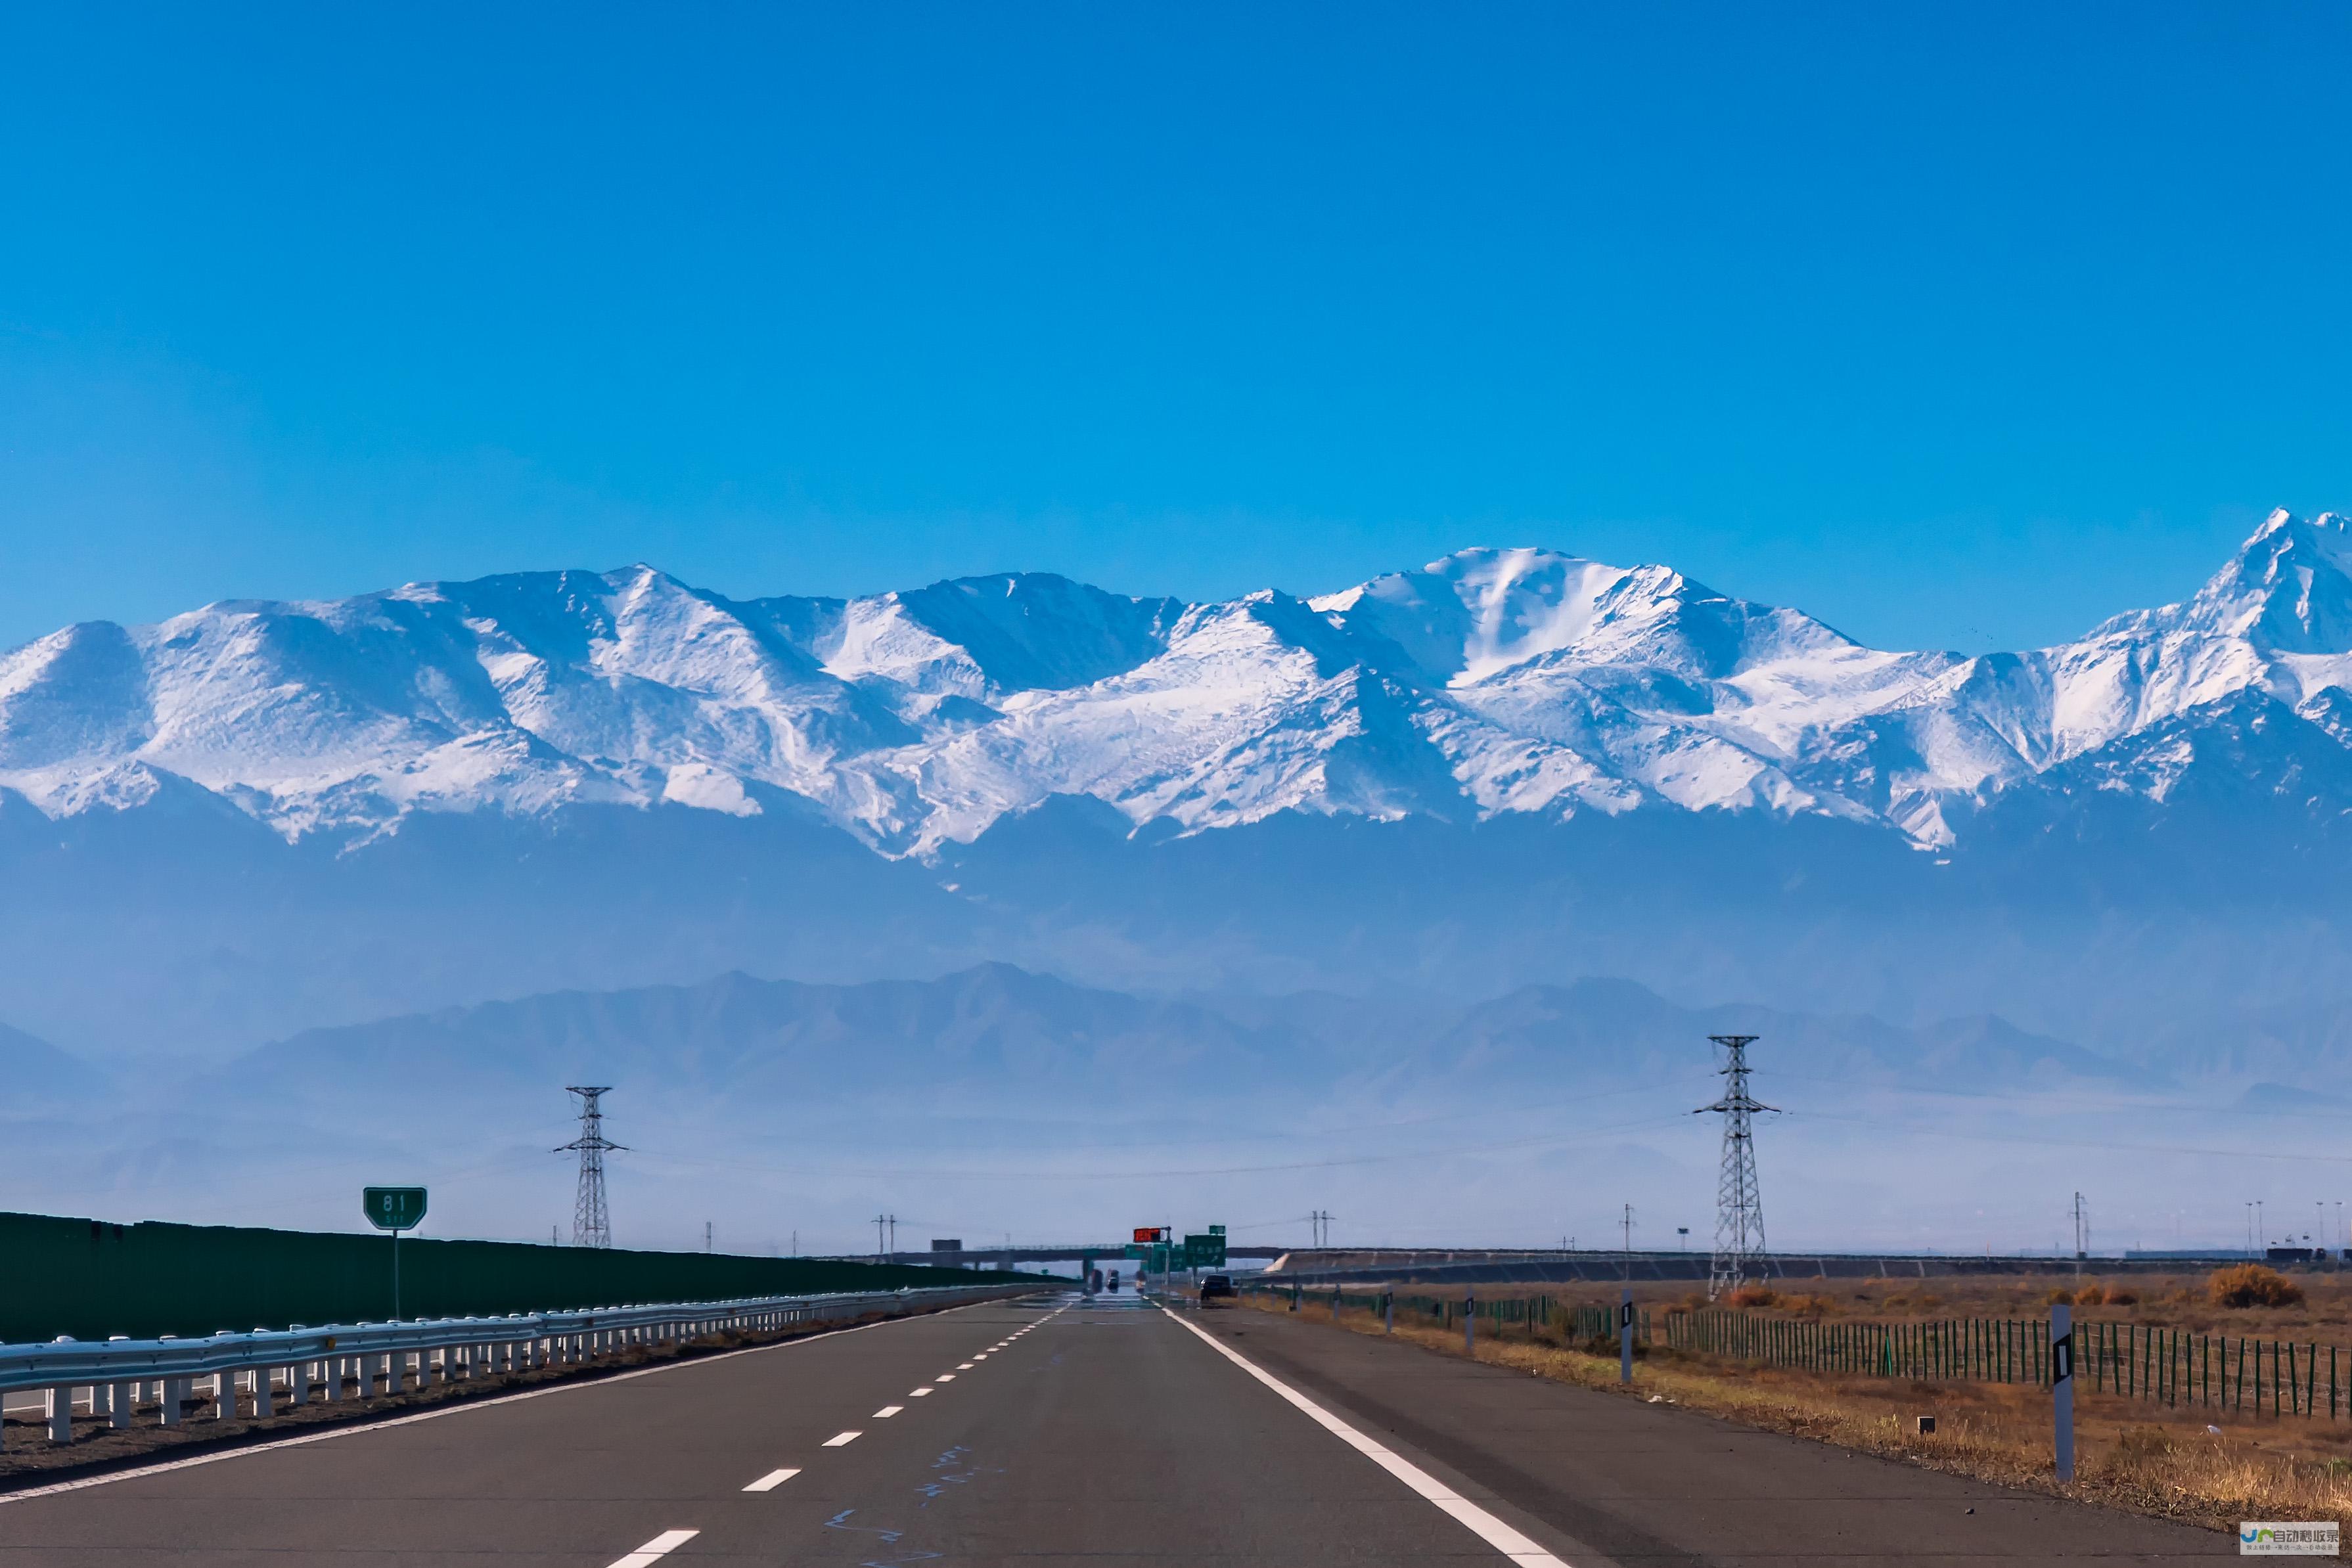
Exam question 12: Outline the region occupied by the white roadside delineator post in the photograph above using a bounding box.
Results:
[1619,1290,1635,1385]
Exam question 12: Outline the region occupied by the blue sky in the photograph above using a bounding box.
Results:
[1,3,2345,653]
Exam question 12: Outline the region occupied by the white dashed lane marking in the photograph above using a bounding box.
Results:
[823,1431,861,1447]
[935,1374,955,1382]
[743,1468,800,1493]
[873,1404,903,1418]
[607,1530,698,1567]
[911,1388,934,1397]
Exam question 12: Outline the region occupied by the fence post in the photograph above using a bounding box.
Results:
[1619,1289,1634,1384]
[2050,1303,2075,1483]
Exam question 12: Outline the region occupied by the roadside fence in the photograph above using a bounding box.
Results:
[1240,1281,2347,1423]
[1669,1307,2345,1419]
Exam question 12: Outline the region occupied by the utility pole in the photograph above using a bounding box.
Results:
[2071,1192,2087,1265]
[554,1086,623,1249]
[1697,1035,1777,1301]
[2258,1199,2266,1253]
[706,1221,713,1254]
[874,1214,888,1263]
[888,1215,897,1255]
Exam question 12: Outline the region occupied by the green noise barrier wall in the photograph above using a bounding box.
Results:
[0,1210,1043,1343]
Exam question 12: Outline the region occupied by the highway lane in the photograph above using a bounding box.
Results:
[0,1287,2231,1564]
[1189,1303,2230,1565]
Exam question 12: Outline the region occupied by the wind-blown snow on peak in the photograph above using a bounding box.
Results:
[3,513,2349,854]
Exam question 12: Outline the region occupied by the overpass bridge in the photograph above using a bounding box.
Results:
[846,1243,1286,1270]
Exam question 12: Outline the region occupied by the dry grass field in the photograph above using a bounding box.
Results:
[1244,1267,2352,1534]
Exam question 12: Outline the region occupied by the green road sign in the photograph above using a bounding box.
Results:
[1183,1232,1225,1268]
[363,1186,427,1232]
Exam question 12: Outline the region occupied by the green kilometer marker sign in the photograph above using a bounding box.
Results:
[363,1186,427,1321]
[364,1187,428,1232]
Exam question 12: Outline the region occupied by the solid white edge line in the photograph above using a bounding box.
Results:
[1160,1307,1572,1568]
[823,1430,861,1446]
[743,1466,800,1492]
[607,1527,698,1567]
[0,1295,1042,1504]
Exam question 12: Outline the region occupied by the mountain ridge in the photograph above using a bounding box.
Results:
[6,511,2347,858]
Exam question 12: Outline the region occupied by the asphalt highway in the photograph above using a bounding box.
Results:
[0,1289,2229,1565]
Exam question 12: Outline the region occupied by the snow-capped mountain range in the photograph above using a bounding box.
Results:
[4,509,2348,855]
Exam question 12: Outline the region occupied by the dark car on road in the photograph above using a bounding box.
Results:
[1198,1273,1236,1303]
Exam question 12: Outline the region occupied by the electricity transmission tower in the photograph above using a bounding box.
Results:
[1696,1036,1776,1299]
[1309,1210,1334,1248]
[554,1086,624,1249]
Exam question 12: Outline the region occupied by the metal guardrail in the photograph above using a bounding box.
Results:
[0,1281,1034,1450]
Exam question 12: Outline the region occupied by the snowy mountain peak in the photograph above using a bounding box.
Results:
[2092,508,2352,654]
[5,513,2351,855]
[1313,547,1649,684]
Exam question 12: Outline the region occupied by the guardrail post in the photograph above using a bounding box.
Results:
[210,1371,233,1420]
[160,1376,187,1425]
[253,1366,275,1418]
[45,1386,74,1445]
[110,1379,133,1429]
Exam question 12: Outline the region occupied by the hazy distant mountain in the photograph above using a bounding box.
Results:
[5,512,2352,1060]
[200,966,2144,1124]
[218,963,1328,1113]
[0,1020,110,1107]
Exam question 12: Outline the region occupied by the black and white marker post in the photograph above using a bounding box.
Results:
[1619,1288,1635,1384]
[2050,1302,2076,1481]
